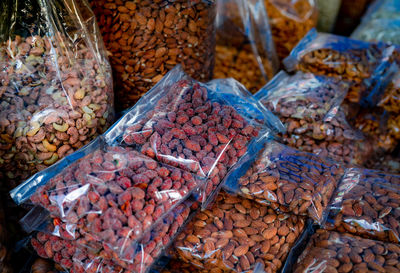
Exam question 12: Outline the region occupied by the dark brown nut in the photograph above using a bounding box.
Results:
[29,145,200,263]
[213,44,273,94]
[378,71,400,114]
[31,258,59,273]
[89,0,216,110]
[326,168,400,243]
[353,108,398,154]
[265,0,317,60]
[293,229,400,273]
[172,191,306,273]
[238,141,344,223]
[121,78,261,202]
[0,33,114,190]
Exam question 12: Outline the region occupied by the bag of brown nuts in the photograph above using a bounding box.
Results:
[264,0,318,60]
[0,0,114,190]
[88,0,216,111]
[224,141,344,223]
[30,199,196,273]
[213,0,278,93]
[171,191,306,273]
[104,66,283,205]
[378,71,400,114]
[283,28,398,105]
[325,168,400,244]
[292,229,400,273]
[255,71,371,166]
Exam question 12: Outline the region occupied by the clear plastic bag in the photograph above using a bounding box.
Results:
[255,71,371,166]
[361,0,400,21]
[225,141,344,223]
[293,229,400,273]
[0,0,114,190]
[283,28,398,105]
[13,139,202,265]
[213,0,278,93]
[264,0,317,60]
[104,66,283,203]
[172,191,306,273]
[378,71,400,113]
[31,199,196,273]
[88,0,216,110]
[352,18,400,45]
[354,108,398,154]
[325,168,400,243]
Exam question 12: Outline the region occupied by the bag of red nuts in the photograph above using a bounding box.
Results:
[11,66,281,270]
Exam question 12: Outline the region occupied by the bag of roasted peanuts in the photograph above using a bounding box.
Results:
[171,191,306,273]
[264,0,317,60]
[283,28,398,106]
[213,0,278,93]
[88,0,216,111]
[30,199,197,273]
[255,71,372,166]
[325,168,400,244]
[224,140,344,224]
[292,229,400,273]
[0,0,114,190]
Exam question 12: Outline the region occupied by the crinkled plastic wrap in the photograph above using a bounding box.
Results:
[325,168,400,243]
[0,0,114,190]
[283,28,398,105]
[264,0,317,60]
[172,191,306,273]
[30,200,196,273]
[13,140,202,265]
[213,0,278,93]
[225,141,344,223]
[379,71,400,113]
[292,229,400,273]
[104,66,283,205]
[255,71,371,166]
[88,0,216,110]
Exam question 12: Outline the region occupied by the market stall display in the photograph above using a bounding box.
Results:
[0,0,114,190]
[213,0,278,93]
[89,0,216,110]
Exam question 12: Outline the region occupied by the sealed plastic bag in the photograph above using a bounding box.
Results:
[225,141,344,223]
[13,139,202,265]
[104,66,282,202]
[213,0,278,93]
[31,200,195,273]
[352,19,400,45]
[172,191,306,273]
[325,168,400,243]
[293,229,400,273]
[283,28,398,105]
[0,0,114,190]
[88,0,216,110]
[264,0,317,60]
[361,0,400,21]
[255,71,371,166]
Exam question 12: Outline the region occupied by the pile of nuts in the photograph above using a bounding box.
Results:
[30,145,200,262]
[173,192,305,273]
[288,43,395,104]
[237,141,344,222]
[89,0,216,110]
[214,44,272,94]
[0,35,114,190]
[326,168,400,243]
[265,0,317,60]
[31,201,194,273]
[293,229,400,273]
[122,79,261,199]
